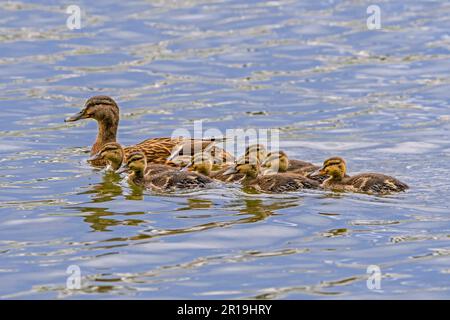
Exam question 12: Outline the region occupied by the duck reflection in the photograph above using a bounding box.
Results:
[70,171,302,241]
[79,171,123,203]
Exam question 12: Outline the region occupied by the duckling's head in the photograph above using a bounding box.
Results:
[318,157,347,179]
[261,151,289,174]
[224,157,260,179]
[65,96,119,123]
[244,144,267,162]
[190,152,213,176]
[207,146,232,169]
[125,152,147,174]
[170,155,193,167]
[89,142,124,171]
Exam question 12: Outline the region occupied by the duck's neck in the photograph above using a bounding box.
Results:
[323,174,344,186]
[130,168,145,182]
[196,166,211,176]
[91,119,119,155]
[108,158,123,171]
[242,172,258,185]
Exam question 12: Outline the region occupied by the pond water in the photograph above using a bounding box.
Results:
[0,0,450,299]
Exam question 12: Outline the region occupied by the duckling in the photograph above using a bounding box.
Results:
[261,151,328,183]
[237,144,267,163]
[167,138,235,168]
[210,144,267,183]
[170,154,193,168]
[89,142,175,175]
[224,158,320,193]
[65,95,231,166]
[121,152,213,191]
[171,148,231,172]
[208,145,236,170]
[187,152,214,176]
[313,157,409,194]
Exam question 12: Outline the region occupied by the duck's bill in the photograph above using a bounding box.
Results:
[64,111,86,122]
[116,166,130,174]
[310,168,325,177]
[88,152,102,162]
[223,166,237,176]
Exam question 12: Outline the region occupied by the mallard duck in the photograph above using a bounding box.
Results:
[313,157,409,194]
[235,144,267,163]
[208,145,266,182]
[261,151,328,182]
[121,152,213,191]
[186,152,214,176]
[172,147,231,172]
[168,140,234,166]
[89,142,176,175]
[223,158,320,193]
[64,95,231,166]
[170,154,193,167]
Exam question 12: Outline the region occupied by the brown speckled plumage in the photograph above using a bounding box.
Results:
[225,161,320,193]
[262,151,327,183]
[125,152,213,191]
[65,96,231,166]
[318,157,409,194]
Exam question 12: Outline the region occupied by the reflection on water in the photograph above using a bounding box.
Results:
[1,0,450,299]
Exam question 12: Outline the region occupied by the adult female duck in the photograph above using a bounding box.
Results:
[65,96,230,166]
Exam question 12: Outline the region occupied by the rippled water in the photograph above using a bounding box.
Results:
[1,0,450,299]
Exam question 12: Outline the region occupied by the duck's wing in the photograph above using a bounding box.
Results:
[347,173,409,194]
[288,159,316,170]
[210,167,245,182]
[124,138,182,164]
[150,171,213,190]
[256,174,319,193]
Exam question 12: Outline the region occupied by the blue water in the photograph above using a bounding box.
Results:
[0,0,450,299]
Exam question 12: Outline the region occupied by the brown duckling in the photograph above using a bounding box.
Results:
[89,142,175,175]
[186,152,214,176]
[234,144,267,164]
[261,151,328,183]
[313,157,409,194]
[211,144,267,182]
[223,158,320,193]
[120,152,214,191]
[168,139,234,165]
[65,95,231,166]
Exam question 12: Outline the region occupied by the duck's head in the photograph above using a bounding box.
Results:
[261,151,289,174]
[65,96,119,123]
[170,155,193,167]
[207,146,233,169]
[89,142,124,171]
[224,157,260,179]
[244,144,267,162]
[119,152,147,175]
[188,152,213,176]
[314,157,347,179]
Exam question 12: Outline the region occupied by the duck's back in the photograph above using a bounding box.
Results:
[210,166,246,183]
[149,170,213,191]
[288,159,315,170]
[124,137,184,165]
[145,164,177,175]
[286,164,336,184]
[344,173,408,194]
[125,138,232,165]
[249,173,320,193]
